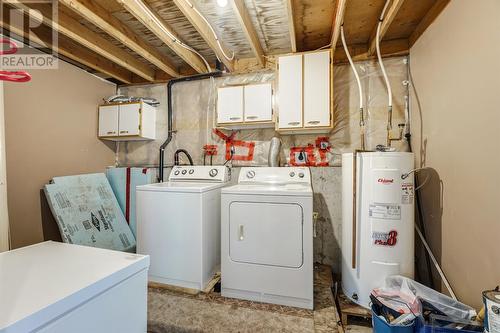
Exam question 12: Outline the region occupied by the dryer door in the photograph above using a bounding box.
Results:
[229,201,303,268]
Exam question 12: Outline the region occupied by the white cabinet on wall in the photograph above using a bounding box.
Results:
[277,50,332,134]
[98,101,156,141]
[216,83,273,129]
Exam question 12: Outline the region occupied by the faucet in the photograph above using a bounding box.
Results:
[174,149,194,166]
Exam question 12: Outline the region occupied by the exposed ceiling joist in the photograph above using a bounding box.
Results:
[334,38,409,64]
[409,0,450,47]
[368,0,406,56]
[0,14,133,83]
[59,0,179,78]
[231,0,265,66]
[330,0,347,56]
[7,0,155,81]
[172,0,234,72]
[285,0,297,52]
[116,0,208,74]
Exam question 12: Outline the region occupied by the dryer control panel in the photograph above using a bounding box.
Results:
[238,167,311,185]
[169,165,230,182]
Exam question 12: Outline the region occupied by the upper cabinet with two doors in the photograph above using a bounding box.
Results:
[277,50,332,133]
[98,101,156,141]
[217,83,274,129]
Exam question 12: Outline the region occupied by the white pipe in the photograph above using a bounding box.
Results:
[340,25,363,110]
[415,224,457,300]
[376,0,392,108]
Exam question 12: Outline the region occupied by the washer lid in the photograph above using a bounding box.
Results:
[222,183,312,196]
[0,241,149,332]
[137,181,227,193]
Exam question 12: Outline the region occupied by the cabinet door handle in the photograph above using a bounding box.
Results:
[288,121,300,126]
[238,225,244,241]
[229,117,241,121]
[119,130,129,134]
[307,120,321,125]
[106,131,116,135]
[246,115,258,120]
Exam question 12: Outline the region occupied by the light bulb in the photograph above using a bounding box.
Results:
[217,0,228,7]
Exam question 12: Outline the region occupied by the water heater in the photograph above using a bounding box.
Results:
[341,152,415,308]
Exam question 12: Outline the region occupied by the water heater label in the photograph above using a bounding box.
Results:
[372,230,398,246]
[401,183,414,204]
[369,203,401,220]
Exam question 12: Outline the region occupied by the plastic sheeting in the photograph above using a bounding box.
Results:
[374,275,477,320]
[117,57,409,168]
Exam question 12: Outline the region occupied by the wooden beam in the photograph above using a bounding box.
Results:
[231,0,265,66]
[59,0,179,77]
[115,0,207,74]
[0,13,133,83]
[330,0,347,56]
[285,0,297,52]
[334,38,409,64]
[172,0,234,71]
[367,0,406,55]
[409,0,450,47]
[7,0,156,81]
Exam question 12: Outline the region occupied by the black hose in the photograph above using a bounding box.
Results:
[174,149,194,166]
[158,71,224,182]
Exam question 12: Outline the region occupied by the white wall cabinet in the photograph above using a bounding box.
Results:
[217,83,273,128]
[244,83,273,122]
[98,101,156,141]
[277,50,332,133]
[217,86,244,124]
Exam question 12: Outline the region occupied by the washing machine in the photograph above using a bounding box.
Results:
[136,165,230,290]
[221,167,313,309]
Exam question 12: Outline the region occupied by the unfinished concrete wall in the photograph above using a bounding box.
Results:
[4,60,117,249]
[117,58,409,272]
[410,0,500,308]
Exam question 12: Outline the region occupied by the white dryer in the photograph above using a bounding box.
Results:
[221,167,313,309]
[136,165,230,291]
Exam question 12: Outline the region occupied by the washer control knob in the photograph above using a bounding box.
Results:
[289,172,295,177]
[246,170,256,179]
[189,169,194,174]
[181,170,187,175]
[298,172,305,178]
[209,168,218,177]
[174,170,180,175]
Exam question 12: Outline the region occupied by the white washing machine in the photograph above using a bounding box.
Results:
[221,167,313,309]
[136,165,230,291]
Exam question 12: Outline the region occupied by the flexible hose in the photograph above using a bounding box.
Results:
[376,0,392,108]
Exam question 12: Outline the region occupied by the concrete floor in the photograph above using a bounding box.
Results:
[146,265,369,333]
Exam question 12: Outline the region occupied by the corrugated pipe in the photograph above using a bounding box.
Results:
[158,71,223,182]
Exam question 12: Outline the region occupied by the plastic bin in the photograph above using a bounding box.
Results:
[372,305,415,333]
[415,316,483,333]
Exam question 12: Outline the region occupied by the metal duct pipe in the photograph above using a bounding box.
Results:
[158,71,223,182]
[268,137,281,167]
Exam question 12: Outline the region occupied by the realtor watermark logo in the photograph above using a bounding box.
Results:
[0,0,58,69]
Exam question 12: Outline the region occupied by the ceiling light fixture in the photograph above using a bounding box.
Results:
[216,0,228,8]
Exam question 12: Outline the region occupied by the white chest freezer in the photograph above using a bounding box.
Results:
[0,241,150,333]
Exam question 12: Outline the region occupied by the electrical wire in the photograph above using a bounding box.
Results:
[132,0,212,72]
[184,0,235,62]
